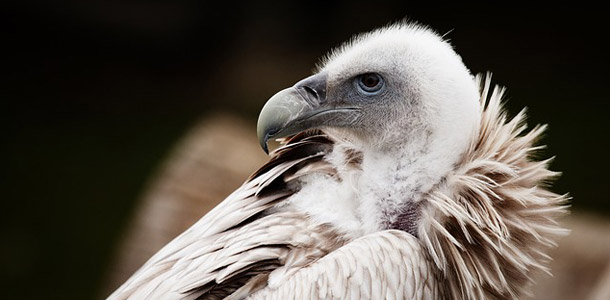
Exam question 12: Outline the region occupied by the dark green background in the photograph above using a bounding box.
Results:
[3,2,607,299]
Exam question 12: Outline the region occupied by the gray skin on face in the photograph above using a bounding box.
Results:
[257,68,413,153]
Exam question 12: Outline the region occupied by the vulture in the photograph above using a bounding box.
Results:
[108,23,568,300]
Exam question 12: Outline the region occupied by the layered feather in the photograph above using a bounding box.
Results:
[107,133,345,299]
[250,230,438,299]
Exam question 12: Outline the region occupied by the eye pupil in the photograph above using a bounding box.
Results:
[363,74,379,87]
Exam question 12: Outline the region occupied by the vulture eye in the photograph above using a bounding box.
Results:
[356,73,384,95]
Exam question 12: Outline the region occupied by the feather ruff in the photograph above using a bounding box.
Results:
[419,74,569,300]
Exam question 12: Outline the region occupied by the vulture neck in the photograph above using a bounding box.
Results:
[355,134,465,235]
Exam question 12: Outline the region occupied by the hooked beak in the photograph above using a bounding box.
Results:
[257,72,358,153]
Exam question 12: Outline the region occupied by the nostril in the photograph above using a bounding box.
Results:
[293,72,328,105]
[296,86,321,105]
[303,86,318,99]
[303,85,325,105]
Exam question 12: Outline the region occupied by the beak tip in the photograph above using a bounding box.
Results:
[258,131,270,154]
[261,140,269,155]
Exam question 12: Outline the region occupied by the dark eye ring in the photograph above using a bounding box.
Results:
[356,73,384,95]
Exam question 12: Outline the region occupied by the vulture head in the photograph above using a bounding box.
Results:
[257,24,568,299]
[259,25,479,155]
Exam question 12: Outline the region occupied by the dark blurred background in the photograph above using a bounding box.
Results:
[2,1,608,299]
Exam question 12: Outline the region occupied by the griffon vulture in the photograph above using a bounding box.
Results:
[108,23,568,300]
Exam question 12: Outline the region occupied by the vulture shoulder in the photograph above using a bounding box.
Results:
[107,132,364,299]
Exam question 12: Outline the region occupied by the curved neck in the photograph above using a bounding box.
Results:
[355,135,464,234]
